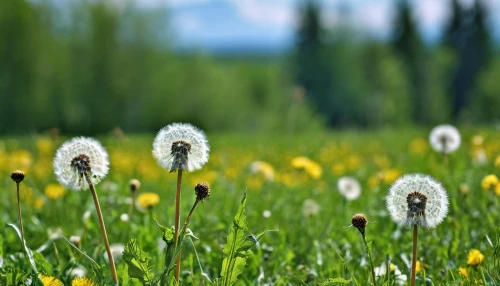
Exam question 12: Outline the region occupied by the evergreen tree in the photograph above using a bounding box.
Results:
[294,1,335,125]
[392,0,425,123]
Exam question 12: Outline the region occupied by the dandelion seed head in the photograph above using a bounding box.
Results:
[152,123,209,172]
[53,137,109,191]
[338,176,361,200]
[386,174,448,228]
[195,182,210,201]
[429,124,461,154]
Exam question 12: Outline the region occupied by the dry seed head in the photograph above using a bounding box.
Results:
[152,123,210,172]
[11,170,25,183]
[129,179,141,193]
[195,182,210,201]
[351,213,368,234]
[429,124,461,154]
[71,154,91,175]
[406,191,427,226]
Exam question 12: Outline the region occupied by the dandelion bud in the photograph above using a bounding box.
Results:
[11,170,25,183]
[195,182,210,202]
[129,179,141,194]
[351,214,368,234]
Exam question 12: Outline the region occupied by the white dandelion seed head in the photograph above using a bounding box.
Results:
[152,123,210,172]
[302,199,321,217]
[386,174,448,228]
[337,176,362,201]
[429,124,461,154]
[53,137,109,191]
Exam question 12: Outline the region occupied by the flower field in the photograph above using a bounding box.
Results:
[1,128,500,285]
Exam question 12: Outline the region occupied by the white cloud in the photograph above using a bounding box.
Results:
[413,0,450,32]
[233,0,298,29]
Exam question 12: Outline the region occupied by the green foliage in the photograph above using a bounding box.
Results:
[320,277,351,285]
[122,239,155,285]
[216,192,266,286]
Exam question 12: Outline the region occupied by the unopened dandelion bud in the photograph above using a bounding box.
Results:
[129,179,141,194]
[11,170,25,183]
[195,182,210,202]
[351,214,368,234]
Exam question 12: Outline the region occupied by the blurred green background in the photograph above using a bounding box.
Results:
[1,0,499,135]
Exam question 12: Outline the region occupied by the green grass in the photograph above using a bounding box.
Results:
[1,128,500,285]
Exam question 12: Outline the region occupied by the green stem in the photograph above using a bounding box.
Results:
[362,233,377,286]
[85,173,119,285]
[411,225,418,286]
[16,183,26,250]
[174,170,183,283]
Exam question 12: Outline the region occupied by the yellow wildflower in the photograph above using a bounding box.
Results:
[44,184,66,200]
[34,197,45,210]
[331,163,346,176]
[36,137,54,156]
[459,183,469,195]
[458,267,468,279]
[481,174,499,191]
[495,155,500,168]
[292,157,322,179]
[246,176,264,191]
[136,192,160,210]
[382,169,401,184]
[10,150,33,170]
[71,277,96,286]
[367,175,381,189]
[250,161,275,181]
[409,138,429,155]
[415,261,422,273]
[467,249,485,266]
[39,274,64,286]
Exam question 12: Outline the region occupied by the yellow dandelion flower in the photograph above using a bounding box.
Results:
[39,274,64,286]
[291,156,312,169]
[495,155,500,168]
[136,192,160,210]
[71,277,96,286]
[292,157,322,179]
[481,174,499,190]
[44,184,67,200]
[409,138,429,155]
[10,150,33,170]
[382,169,401,184]
[246,176,264,191]
[367,175,380,189]
[458,266,468,279]
[36,137,54,156]
[415,261,425,273]
[331,163,346,176]
[467,249,485,266]
[250,161,275,181]
[34,197,45,210]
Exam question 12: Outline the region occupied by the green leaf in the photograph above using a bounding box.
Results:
[320,277,351,285]
[32,252,52,273]
[219,191,267,286]
[122,239,154,286]
[6,223,38,273]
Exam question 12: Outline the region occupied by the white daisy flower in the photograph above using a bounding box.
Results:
[429,124,461,154]
[152,123,210,172]
[53,137,109,191]
[386,174,448,228]
[338,176,362,200]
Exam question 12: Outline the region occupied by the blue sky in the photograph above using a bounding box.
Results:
[139,0,500,53]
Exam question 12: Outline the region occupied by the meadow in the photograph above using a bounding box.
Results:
[1,128,500,285]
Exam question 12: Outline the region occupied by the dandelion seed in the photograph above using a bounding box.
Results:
[152,123,210,172]
[53,137,109,190]
[263,210,272,218]
[429,124,461,154]
[386,174,448,228]
[467,249,485,266]
[338,176,361,201]
[71,277,96,286]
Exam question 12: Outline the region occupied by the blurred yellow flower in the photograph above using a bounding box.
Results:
[39,274,64,286]
[459,183,469,195]
[409,138,429,155]
[467,249,485,266]
[495,155,500,168]
[189,170,218,186]
[382,169,401,184]
[34,197,45,210]
[250,161,275,181]
[368,175,380,189]
[71,277,96,286]
[346,155,362,171]
[481,174,500,194]
[292,156,322,179]
[10,150,33,170]
[36,137,54,156]
[136,192,160,210]
[415,261,426,273]
[246,176,264,191]
[458,266,468,278]
[373,155,390,169]
[44,184,66,200]
[331,163,346,176]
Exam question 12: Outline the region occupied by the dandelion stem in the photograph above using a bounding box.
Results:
[85,173,118,285]
[411,224,418,286]
[361,233,377,286]
[174,170,183,283]
[180,199,200,236]
[16,182,26,251]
